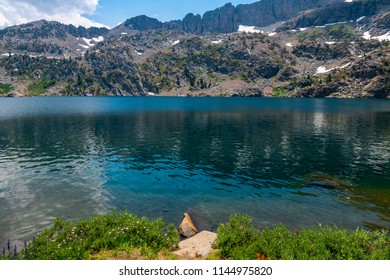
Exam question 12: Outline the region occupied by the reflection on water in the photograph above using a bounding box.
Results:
[0,97,390,246]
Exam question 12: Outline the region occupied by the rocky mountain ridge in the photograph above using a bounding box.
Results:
[115,0,342,35]
[0,0,388,98]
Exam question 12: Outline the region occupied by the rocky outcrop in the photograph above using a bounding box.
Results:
[363,75,390,98]
[277,66,299,82]
[179,213,198,238]
[181,14,203,34]
[116,0,342,35]
[203,3,238,34]
[277,0,389,31]
[236,0,339,27]
[124,15,163,31]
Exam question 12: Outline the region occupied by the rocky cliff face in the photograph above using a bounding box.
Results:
[202,3,238,34]
[113,0,342,35]
[277,0,389,30]
[235,0,337,27]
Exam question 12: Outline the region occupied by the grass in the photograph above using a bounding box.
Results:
[1,213,389,260]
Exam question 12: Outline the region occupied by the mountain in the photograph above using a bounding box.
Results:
[0,20,109,56]
[0,0,389,98]
[0,20,109,40]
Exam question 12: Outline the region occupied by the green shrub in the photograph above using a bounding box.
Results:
[4,211,179,260]
[272,87,289,97]
[0,83,13,95]
[215,214,260,259]
[27,76,55,96]
[215,215,390,260]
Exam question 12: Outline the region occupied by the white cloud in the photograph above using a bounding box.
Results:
[0,0,106,28]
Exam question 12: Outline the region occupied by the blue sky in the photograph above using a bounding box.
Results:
[90,0,255,27]
[0,0,256,29]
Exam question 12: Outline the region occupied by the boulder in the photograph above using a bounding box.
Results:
[179,213,198,238]
[173,231,218,259]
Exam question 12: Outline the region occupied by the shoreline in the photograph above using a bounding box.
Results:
[1,212,389,260]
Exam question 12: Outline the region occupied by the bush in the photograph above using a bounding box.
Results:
[1,211,179,260]
[214,215,390,260]
[0,83,13,95]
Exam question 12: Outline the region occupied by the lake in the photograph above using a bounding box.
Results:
[0,97,390,246]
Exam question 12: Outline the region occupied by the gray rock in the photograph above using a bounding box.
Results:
[173,231,217,259]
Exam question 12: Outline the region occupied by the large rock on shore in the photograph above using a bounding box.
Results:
[179,213,198,238]
[173,231,218,259]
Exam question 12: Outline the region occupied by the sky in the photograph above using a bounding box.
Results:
[0,0,256,29]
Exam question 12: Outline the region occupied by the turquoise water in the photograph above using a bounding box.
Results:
[0,97,390,246]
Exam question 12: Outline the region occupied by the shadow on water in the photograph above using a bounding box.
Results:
[0,97,390,245]
[295,172,390,231]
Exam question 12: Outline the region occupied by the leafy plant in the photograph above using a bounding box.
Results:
[214,215,390,260]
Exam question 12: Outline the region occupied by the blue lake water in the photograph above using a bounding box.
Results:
[0,97,390,246]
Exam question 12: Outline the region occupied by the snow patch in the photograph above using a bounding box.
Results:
[316,62,351,75]
[268,32,277,37]
[148,92,156,96]
[172,40,180,46]
[340,62,351,69]
[299,28,307,31]
[286,43,293,47]
[362,31,390,42]
[135,50,143,56]
[325,41,336,45]
[345,0,354,2]
[78,44,90,49]
[82,38,95,47]
[362,31,371,40]
[121,32,128,35]
[356,16,366,23]
[92,36,104,43]
[373,32,390,42]
[211,39,223,44]
[316,66,335,74]
[238,25,262,34]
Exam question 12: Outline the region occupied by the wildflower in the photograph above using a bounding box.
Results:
[7,239,10,253]
[13,244,17,258]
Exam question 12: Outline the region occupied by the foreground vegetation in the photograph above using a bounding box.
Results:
[1,213,389,260]
[215,215,389,260]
